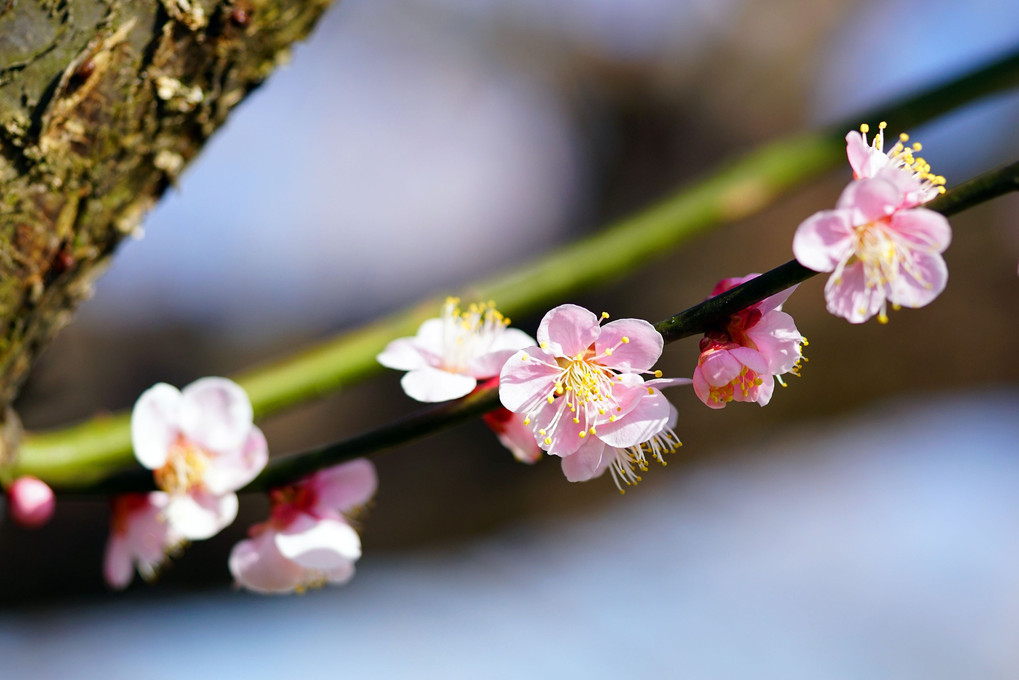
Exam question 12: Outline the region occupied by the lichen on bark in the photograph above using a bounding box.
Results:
[0,0,333,463]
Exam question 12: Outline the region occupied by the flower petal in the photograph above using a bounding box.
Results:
[498,348,561,412]
[597,387,671,448]
[103,535,133,590]
[466,328,537,378]
[744,310,803,375]
[595,319,663,372]
[180,377,254,453]
[400,367,477,402]
[164,491,238,540]
[824,262,884,323]
[888,250,948,309]
[536,304,600,357]
[377,337,429,371]
[229,531,305,594]
[203,427,269,495]
[699,349,743,387]
[311,458,378,512]
[275,515,361,570]
[889,208,952,253]
[836,176,900,223]
[131,383,183,470]
[755,376,775,406]
[792,209,854,273]
[692,366,726,410]
[483,408,543,464]
[561,438,607,482]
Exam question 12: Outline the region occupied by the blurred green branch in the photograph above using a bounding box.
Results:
[9,46,1019,488]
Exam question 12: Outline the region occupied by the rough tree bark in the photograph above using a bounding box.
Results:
[0,0,334,462]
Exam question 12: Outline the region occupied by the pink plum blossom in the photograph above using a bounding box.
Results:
[104,492,181,589]
[845,122,946,207]
[131,377,268,540]
[378,297,535,402]
[499,304,689,478]
[229,459,377,594]
[693,274,806,409]
[793,175,952,324]
[7,476,55,528]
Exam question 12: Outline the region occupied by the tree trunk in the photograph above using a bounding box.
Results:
[0,0,334,459]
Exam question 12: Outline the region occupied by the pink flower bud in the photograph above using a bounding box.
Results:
[8,477,55,528]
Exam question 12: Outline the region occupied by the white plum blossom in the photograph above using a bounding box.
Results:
[131,377,268,540]
[378,297,535,402]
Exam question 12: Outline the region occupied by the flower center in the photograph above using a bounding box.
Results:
[154,437,210,495]
[439,297,510,372]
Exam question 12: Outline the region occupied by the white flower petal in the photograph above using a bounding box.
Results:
[229,532,305,594]
[164,491,238,541]
[203,427,269,495]
[180,377,254,453]
[131,383,183,470]
[400,367,477,402]
[275,516,362,570]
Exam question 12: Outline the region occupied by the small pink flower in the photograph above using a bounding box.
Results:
[845,122,946,207]
[693,343,772,408]
[692,274,806,409]
[7,477,55,528]
[483,406,543,464]
[378,298,535,402]
[131,377,268,540]
[499,304,689,469]
[229,459,377,594]
[104,492,181,589]
[794,176,952,323]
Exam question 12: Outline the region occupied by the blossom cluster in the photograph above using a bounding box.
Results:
[102,377,377,595]
[793,123,952,324]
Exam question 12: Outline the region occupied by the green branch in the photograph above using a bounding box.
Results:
[45,158,1019,495]
[11,46,1019,488]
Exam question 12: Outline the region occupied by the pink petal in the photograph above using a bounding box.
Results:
[498,348,561,412]
[755,283,798,316]
[377,337,429,371]
[824,262,884,323]
[536,304,600,357]
[483,409,542,464]
[560,438,607,482]
[400,367,477,402]
[164,490,238,540]
[131,383,182,470]
[531,400,586,457]
[745,310,803,375]
[275,515,361,569]
[103,535,134,590]
[755,376,775,406]
[311,458,378,512]
[180,377,254,453]
[229,531,305,594]
[595,319,663,372]
[692,366,726,410]
[792,210,854,273]
[596,387,671,448]
[698,350,743,387]
[203,427,269,495]
[888,250,948,309]
[836,177,900,223]
[889,208,952,253]
[845,130,871,178]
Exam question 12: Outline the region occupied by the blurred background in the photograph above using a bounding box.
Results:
[3,0,1019,676]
